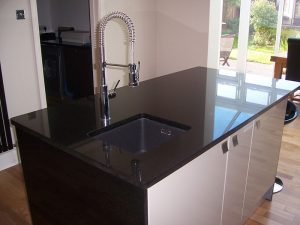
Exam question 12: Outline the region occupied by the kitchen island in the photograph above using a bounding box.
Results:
[11,67,300,225]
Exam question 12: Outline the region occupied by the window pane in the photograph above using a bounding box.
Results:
[219,0,241,71]
[246,0,278,77]
[280,0,300,53]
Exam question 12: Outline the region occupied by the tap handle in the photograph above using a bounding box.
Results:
[113,79,120,92]
[137,61,140,80]
[129,62,140,87]
[108,79,120,99]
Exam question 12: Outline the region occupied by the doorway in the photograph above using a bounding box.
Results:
[36,0,95,107]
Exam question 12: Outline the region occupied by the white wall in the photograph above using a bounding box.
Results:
[0,0,44,118]
[156,0,210,75]
[37,0,90,32]
[99,0,210,89]
[99,0,157,88]
[0,0,46,170]
[51,0,90,31]
[36,0,53,31]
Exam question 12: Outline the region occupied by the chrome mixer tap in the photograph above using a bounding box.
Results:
[97,11,140,121]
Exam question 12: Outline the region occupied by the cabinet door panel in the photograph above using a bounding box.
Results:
[243,99,286,221]
[148,141,227,225]
[222,124,253,225]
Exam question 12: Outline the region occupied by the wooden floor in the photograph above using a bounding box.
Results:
[0,165,31,225]
[245,115,300,225]
[0,117,300,225]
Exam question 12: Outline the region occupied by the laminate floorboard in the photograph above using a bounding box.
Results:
[1,115,300,225]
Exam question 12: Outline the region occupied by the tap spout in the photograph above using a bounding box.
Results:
[99,11,136,66]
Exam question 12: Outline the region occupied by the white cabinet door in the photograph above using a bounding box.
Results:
[222,123,253,225]
[147,139,228,225]
[243,99,286,222]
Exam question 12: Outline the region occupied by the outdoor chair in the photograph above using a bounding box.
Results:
[220,34,235,66]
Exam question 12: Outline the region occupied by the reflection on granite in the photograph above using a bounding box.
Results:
[11,67,300,188]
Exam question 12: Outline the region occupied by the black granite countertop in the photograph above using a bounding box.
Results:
[11,67,300,188]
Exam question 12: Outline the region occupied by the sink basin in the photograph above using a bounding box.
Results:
[88,114,190,154]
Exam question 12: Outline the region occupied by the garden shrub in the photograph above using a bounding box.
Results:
[226,18,240,35]
[250,0,277,46]
[280,28,299,50]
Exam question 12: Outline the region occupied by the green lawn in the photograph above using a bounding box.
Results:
[229,46,274,64]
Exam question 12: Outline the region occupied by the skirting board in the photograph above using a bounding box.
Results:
[0,148,19,171]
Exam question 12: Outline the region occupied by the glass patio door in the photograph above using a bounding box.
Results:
[277,0,300,54]
[220,0,284,77]
[220,0,242,72]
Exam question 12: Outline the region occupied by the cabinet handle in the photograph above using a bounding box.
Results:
[222,141,229,154]
[255,120,261,129]
[232,135,239,147]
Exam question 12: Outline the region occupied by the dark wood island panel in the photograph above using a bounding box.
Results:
[16,129,147,225]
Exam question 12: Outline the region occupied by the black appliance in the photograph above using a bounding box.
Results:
[41,42,93,106]
[0,63,13,152]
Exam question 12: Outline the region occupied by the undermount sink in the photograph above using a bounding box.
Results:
[88,114,190,154]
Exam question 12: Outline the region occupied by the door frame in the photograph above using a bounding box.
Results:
[29,0,47,109]
[207,0,223,69]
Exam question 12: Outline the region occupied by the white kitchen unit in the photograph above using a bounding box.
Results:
[148,99,287,225]
[242,99,286,222]
[147,139,228,225]
[222,123,253,225]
